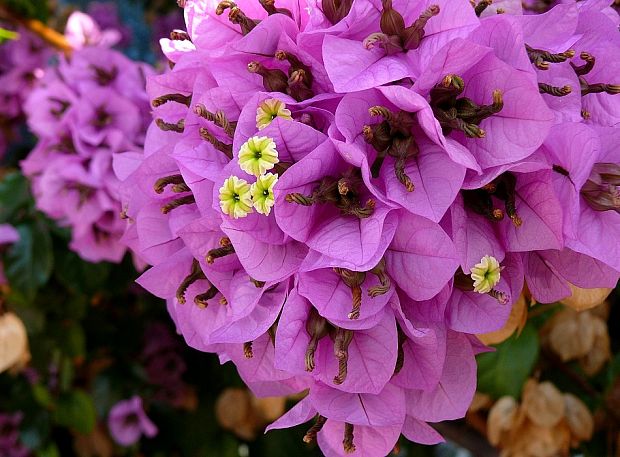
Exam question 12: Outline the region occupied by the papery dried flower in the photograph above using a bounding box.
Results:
[0,312,28,374]
[478,292,528,345]
[486,380,594,457]
[215,388,286,440]
[542,303,611,376]
[563,393,594,444]
[522,379,565,428]
[562,284,613,311]
[487,396,518,446]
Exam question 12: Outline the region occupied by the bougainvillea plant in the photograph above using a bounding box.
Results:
[114,0,620,455]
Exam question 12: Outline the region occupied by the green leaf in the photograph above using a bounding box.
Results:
[2,0,50,22]
[57,322,86,359]
[477,322,539,398]
[55,249,111,295]
[5,220,53,302]
[0,172,32,222]
[59,356,75,392]
[32,383,53,408]
[52,390,96,434]
[8,302,45,333]
[57,294,89,320]
[20,410,51,450]
[36,443,60,457]
[607,352,620,386]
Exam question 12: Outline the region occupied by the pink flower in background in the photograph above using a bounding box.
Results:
[0,28,51,158]
[141,323,192,406]
[0,225,19,246]
[64,11,122,50]
[22,45,153,263]
[86,2,133,47]
[113,0,620,455]
[107,396,158,446]
[0,411,30,457]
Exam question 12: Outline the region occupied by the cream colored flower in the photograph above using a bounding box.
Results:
[238,136,278,177]
[219,175,253,219]
[256,98,292,130]
[470,255,501,294]
[251,173,278,216]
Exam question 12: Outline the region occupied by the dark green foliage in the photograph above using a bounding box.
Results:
[1,0,51,21]
[477,323,540,399]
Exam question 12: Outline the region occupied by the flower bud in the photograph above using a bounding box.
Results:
[247,62,289,93]
[581,163,620,213]
[379,0,406,37]
[322,0,353,25]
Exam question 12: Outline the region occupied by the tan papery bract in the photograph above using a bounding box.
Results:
[482,379,595,456]
[579,317,611,376]
[216,388,257,440]
[252,396,286,423]
[478,293,528,345]
[0,312,29,374]
[522,380,565,428]
[508,420,570,457]
[563,393,594,444]
[469,392,493,413]
[562,284,612,311]
[487,396,518,446]
[548,309,595,361]
[543,303,611,376]
[215,388,286,440]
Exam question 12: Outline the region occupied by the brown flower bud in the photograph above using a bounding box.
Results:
[581,163,620,212]
[379,0,406,37]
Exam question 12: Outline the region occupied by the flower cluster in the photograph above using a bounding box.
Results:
[117,0,620,455]
[22,43,153,262]
[0,27,52,158]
